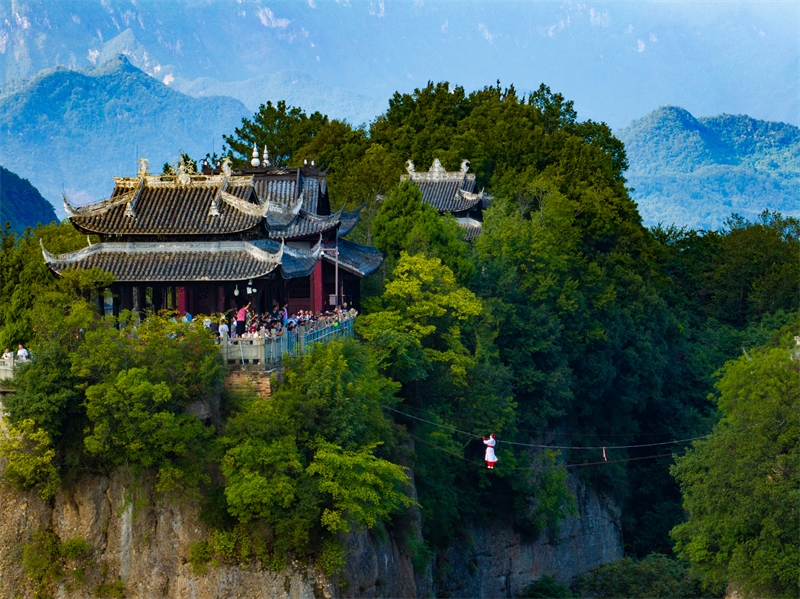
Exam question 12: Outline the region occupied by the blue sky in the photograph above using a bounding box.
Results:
[2,1,798,127]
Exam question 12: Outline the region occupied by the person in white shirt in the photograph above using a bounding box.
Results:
[2,348,12,363]
[218,321,230,338]
[482,434,498,469]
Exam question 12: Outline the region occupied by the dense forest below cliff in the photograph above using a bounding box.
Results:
[0,83,797,598]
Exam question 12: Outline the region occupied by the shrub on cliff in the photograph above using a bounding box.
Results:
[3,306,224,497]
[575,554,715,598]
[671,328,800,598]
[216,339,415,568]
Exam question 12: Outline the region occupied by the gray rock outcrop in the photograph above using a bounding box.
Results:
[0,467,621,598]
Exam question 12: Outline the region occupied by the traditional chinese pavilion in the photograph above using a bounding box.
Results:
[401,158,490,240]
[42,152,382,317]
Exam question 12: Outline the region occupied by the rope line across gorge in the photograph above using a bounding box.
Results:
[392,400,694,439]
[406,432,688,470]
[381,405,709,451]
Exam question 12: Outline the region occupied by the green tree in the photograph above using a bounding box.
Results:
[357,252,482,384]
[308,440,415,533]
[0,419,60,500]
[575,554,715,599]
[224,100,328,167]
[372,182,475,284]
[83,367,213,493]
[671,337,800,597]
[218,340,410,561]
[0,221,92,349]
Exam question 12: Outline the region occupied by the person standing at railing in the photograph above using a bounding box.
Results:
[236,302,250,338]
[219,320,230,338]
[16,344,29,362]
[2,348,12,364]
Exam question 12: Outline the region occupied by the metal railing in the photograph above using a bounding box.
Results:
[218,316,355,368]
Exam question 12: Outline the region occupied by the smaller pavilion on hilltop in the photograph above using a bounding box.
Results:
[401,158,490,241]
[42,151,382,318]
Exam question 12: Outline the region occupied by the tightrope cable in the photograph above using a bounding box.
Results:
[406,432,687,470]
[382,405,709,451]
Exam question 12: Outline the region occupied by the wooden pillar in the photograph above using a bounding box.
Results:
[311,262,323,314]
[177,286,187,316]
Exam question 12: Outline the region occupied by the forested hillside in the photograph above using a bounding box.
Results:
[0,55,248,214]
[1,83,797,598]
[0,166,58,233]
[619,106,800,229]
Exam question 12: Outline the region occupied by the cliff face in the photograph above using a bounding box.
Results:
[0,467,621,598]
[343,477,623,598]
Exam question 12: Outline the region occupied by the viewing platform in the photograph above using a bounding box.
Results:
[0,315,356,386]
[219,314,355,370]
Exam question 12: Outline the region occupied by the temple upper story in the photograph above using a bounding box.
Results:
[401,158,490,239]
[44,153,381,316]
[63,156,358,244]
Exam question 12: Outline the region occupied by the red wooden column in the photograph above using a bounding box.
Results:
[311,262,323,314]
[177,286,187,316]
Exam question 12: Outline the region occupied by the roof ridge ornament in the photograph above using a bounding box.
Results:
[138,157,149,177]
[220,189,271,218]
[177,156,192,188]
[221,157,233,177]
[406,159,415,174]
[209,174,228,217]
[429,158,447,180]
[124,175,146,218]
[460,159,470,174]
[250,143,260,167]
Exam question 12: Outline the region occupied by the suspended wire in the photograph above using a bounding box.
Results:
[406,432,687,471]
[393,400,692,439]
[382,405,710,451]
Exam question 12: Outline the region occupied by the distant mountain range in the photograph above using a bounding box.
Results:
[0,56,248,216]
[0,165,58,233]
[1,55,797,232]
[2,1,796,130]
[617,106,800,229]
[172,71,385,126]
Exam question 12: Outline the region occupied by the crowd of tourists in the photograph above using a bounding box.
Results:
[202,301,358,341]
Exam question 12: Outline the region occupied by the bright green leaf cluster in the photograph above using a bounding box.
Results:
[671,340,800,597]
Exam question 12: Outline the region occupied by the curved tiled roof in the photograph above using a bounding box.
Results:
[455,217,483,241]
[41,240,283,282]
[267,206,345,240]
[337,205,364,238]
[400,158,485,213]
[322,240,384,277]
[250,237,323,279]
[67,175,264,236]
[252,170,324,214]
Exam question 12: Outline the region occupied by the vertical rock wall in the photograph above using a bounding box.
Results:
[0,469,334,599]
[0,467,620,598]
[341,476,622,598]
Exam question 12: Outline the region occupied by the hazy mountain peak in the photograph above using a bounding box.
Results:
[620,105,736,173]
[85,54,142,78]
[618,106,800,229]
[0,58,249,217]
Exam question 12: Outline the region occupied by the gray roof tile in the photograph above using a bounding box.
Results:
[42,240,283,282]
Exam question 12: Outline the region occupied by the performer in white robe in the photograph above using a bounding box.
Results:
[483,434,498,469]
